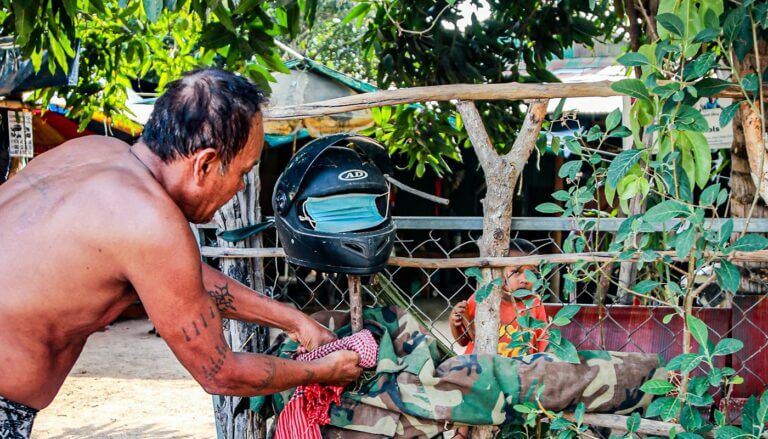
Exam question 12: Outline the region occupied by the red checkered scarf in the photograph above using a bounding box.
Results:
[274,329,378,439]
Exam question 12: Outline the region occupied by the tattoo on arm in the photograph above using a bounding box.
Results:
[208,283,237,313]
[252,356,276,390]
[202,343,228,381]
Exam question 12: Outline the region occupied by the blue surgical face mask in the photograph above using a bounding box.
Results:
[302,192,389,233]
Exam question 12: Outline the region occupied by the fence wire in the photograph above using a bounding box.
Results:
[200,224,768,436]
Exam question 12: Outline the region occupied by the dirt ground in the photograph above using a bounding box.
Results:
[32,319,216,439]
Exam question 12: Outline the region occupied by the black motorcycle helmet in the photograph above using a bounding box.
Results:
[272,134,396,275]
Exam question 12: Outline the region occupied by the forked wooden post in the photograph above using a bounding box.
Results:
[455,100,549,439]
[348,275,364,332]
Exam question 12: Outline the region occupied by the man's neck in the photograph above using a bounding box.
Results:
[129,141,169,188]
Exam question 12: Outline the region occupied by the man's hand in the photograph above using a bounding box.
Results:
[312,351,363,386]
[287,316,337,351]
[451,300,468,327]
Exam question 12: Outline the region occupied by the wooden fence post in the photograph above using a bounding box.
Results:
[212,164,269,439]
[456,100,548,438]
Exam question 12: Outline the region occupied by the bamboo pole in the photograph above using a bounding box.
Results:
[263,81,761,120]
[348,275,364,332]
[199,246,768,266]
[561,412,716,438]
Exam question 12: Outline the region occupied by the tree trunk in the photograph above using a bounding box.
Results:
[213,164,269,439]
[730,44,768,294]
[456,100,548,439]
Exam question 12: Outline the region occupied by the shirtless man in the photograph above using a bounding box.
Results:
[0,68,362,438]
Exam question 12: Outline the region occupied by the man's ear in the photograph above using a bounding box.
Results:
[192,148,220,184]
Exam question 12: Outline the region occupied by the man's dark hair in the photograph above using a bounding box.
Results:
[509,238,539,256]
[141,68,268,169]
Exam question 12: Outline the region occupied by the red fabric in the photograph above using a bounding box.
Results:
[274,329,378,439]
[464,294,549,356]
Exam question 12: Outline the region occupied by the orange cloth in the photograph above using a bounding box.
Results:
[464,294,549,357]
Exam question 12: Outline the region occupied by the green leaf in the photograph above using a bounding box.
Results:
[640,379,676,395]
[550,338,580,364]
[686,314,709,351]
[646,397,674,419]
[684,53,716,81]
[609,126,632,138]
[513,403,533,413]
[715,426,749,439]
[680,404,705,434]
[741,73,759,93]
[143,0,163,22]
[464,267,483,281]
[634,280,660,294]
[559,160,582,179]
[732,234,768,251]
[611,79,652,103]
[47,33,68,75]
[742,395,760,436]
[644,200,692,223]
[214,3,235,32]
[607,149,643,188]
[605,108,622,132]
[666,353,703,373]
[233,0,261,14]
[692,27,720,43]
[675,105,709,132]
[342,3,371,25]
[12,0,36,47]
[687,392,715,407]
[660,398,682,422]
[674,226,695,259]
[719,102,740,128]
[700,183,721,206]
[695,78,732,97]
[713,338,744,356]
[682,131,710,189]
[536,203,565,214]
[553,305,580,326]
[575,402,585,425]
[62,0,77,19]
[564,137,582,155]
[724,8,744,44]
[657,13,686,36]
[618,52,650,67]
[715,260,740,292]
[626,412,641,433]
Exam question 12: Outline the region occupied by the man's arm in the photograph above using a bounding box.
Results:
[201,264,335,350]
[123,210,361,395]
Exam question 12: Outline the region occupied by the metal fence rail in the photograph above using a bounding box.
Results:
[197,218,768,435]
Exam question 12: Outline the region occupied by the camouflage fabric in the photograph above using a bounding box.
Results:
[254,306,664,438]
[0,395,37,439]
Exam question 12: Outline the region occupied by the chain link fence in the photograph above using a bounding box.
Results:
[199,217,768,434]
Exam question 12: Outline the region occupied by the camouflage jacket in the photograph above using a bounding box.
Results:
[253,306,664,438]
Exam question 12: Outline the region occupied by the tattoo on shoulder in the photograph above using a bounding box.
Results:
[208,283,237,313]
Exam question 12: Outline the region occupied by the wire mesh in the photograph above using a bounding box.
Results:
[200,224,768,436]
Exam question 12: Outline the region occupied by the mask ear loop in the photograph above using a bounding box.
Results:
[379,180,392,218]
[300,200,318,230]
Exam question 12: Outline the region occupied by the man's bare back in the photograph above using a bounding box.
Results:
[0,71,362,439]
[0,136,159,408]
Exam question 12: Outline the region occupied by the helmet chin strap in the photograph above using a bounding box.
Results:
[383,175,449,206]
